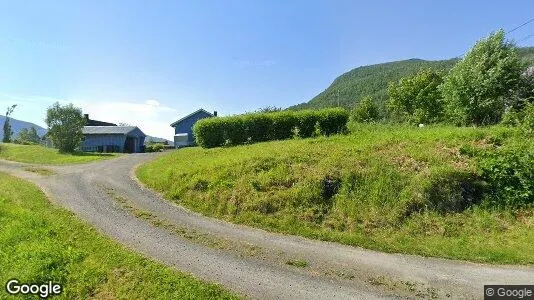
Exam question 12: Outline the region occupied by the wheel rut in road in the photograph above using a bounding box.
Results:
[1,154,532,299]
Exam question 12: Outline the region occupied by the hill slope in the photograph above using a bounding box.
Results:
[0,115,47,140]
[291,46,534,110]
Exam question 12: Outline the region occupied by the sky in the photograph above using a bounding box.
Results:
[1,1,534,140]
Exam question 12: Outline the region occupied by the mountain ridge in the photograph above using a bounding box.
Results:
[0,115,47,141]
[290,46,534,110]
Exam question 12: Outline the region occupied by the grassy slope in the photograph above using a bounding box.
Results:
[291,46,534,110]
[0,143,118,164]
[0,172,237,299]
[137,124,534,264]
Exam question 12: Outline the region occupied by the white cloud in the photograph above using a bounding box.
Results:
[0,93,190,140]
[71,99,178,140]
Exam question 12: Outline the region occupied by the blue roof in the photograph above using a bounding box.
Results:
[170,109,213,127]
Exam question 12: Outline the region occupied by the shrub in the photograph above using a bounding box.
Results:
[243,113,272,143]
[270,112,297,140]
[145,143,165,152]
[351,96,380,123]
[317,108,349,135]
[193,118,226,148]
[295,110,320,138]
[521,102,534,134]
[193,108,349,148]
[477,144,534,208]
[222,117,247,145]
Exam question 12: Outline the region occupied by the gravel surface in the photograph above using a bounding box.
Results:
[1,153,533,299]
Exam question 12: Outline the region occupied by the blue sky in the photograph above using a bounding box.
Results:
[1,0,534,139]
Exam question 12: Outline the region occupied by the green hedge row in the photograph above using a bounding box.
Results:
[193,108,349,148]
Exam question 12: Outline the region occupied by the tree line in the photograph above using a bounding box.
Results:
[351,30,534,130]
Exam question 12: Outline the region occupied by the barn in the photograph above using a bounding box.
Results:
[81,126,146,153]
[170,109,216,148]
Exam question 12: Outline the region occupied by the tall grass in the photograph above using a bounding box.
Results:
[0,172,237,299]
[137,124,534,264]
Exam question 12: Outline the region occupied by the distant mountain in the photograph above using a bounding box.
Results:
[0,115,47,141]
[145,136,173,145]
[290,46,534,110]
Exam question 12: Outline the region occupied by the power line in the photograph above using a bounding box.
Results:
[454,17,534,58]
[507,17,534,34]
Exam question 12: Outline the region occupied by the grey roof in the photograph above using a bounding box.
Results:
[82,126,145,136]
[170,109,213,127]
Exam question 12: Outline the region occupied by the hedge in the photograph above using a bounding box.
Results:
[193,108,349,148]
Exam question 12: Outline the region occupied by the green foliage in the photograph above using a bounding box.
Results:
[193,108,349,148]
[192,118,226,148]
[289,46,534,115]
[138,124,534,264]
[45,102,86,153]
[351,96,381,123]
[516,70,534,109]
[442,30,523,125]
[145,142,165,152]
[2,104,17,143]
[521,102,534,134]
[15,127,41,144]
[0,172,237,299]
[477,142,534,208]
[387,68,444,124]
[290,59,457,112]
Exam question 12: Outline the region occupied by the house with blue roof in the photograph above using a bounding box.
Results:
[170,109,216,148]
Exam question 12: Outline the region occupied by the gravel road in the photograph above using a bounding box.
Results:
[1,153,533,299]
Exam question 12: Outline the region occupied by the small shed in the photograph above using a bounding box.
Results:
[82,126,146,153]
[170,109,216,148]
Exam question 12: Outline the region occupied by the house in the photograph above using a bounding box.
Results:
[170,109,216,148]
[81,126,146,153]
[84,114,117,126]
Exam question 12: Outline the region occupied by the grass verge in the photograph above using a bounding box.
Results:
[137,124,534,264]
[0,143,118,164]
[0,172,238,299]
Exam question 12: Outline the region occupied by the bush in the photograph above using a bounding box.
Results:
[193,108,349,148]
[295,111,320,138]
[521,102,534,134]
[477,144,534,208]
[270,112,297,140]
[145,143,165,152]
[193,118,226,148]
[317,108,349,135]
[351,96,380,123]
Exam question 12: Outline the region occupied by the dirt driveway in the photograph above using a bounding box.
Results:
[1,154,532,299]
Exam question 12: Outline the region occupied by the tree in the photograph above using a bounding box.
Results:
[2,104,17,143]
[16,127,40,144]
[45,102,86,153]
[515,68,534,109]
[441,30,523,125]
[387,68,444,124]
[257,106,282,113]
[351,96,380,123]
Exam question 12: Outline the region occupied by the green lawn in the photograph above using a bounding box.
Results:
[0,172,238,299]
[0,143,118,164]
[137,124,534,264]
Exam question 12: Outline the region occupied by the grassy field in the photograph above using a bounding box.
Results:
[0,143,118,164]
[137,124,534,264]
[0,172,237,299]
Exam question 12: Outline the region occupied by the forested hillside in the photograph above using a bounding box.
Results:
[291,46,534,110]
